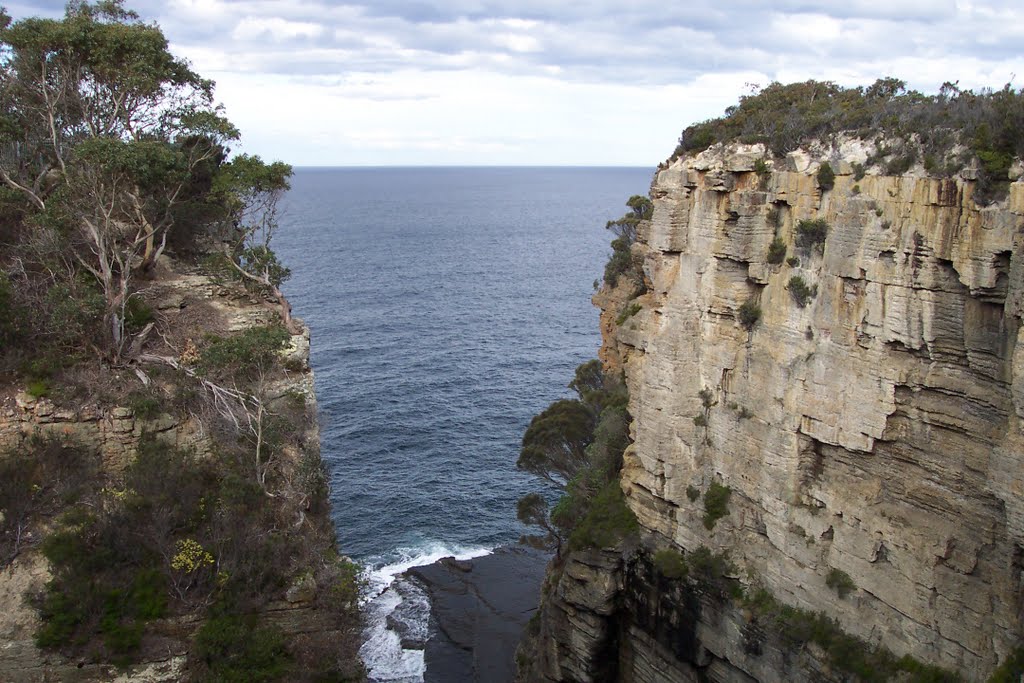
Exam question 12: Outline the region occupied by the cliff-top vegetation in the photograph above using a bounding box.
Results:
[673,78,1024,202]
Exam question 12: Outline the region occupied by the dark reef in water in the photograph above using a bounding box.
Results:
[406,546,550,683]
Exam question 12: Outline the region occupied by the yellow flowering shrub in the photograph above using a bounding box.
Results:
[171,538,214,573]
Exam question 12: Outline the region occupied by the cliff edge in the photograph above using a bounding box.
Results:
[523,136,1023,681]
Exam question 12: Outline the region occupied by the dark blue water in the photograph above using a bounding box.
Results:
[273,167,650,680]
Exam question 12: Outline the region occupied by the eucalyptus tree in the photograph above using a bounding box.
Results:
[0,0,290,361]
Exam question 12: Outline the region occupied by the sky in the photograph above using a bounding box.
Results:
[6,1,1024,166]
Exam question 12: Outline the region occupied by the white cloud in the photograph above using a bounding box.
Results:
[7,0,1024,164]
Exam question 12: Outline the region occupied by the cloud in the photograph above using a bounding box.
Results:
[5,1,1024,164]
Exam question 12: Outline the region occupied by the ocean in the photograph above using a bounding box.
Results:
[274,166,652,681]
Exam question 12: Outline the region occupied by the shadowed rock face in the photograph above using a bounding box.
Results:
[525,141,1024,682]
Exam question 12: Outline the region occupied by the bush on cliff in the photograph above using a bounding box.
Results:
[31,437,358,666]
[603,196,651,289]
[672,78,1024,204]
[517,359,637,553]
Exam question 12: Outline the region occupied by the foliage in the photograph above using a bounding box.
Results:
[787,256,800,267]
[198,325,290,381]
[743,587,961,683]
[738,299,761,330]
[673,78,1024,204]
[566,480,638,551]
[605,195,652,243]
[988,647,1024,683]
[0,438,95,567]
[616,302,643,325]
[518,399,595,487]
[795,218,829,250]
[126,390,162,419]
[702,481,732,530]
[518,359,637,554]
[653,548,688,579]
[816,162,836,191]
[686,485,700,502]
[31,437,345,664]
[193,612,290,683]
[0,1,292,366]
[0,271,26,349]
[603,237,636,288]
[766,237,787,264]
[788,276,817,308]
[825,568,857,598]
[26,379,50,398]
[603,196,650,288]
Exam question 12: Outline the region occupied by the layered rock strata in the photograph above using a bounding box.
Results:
[527,141,1023,682]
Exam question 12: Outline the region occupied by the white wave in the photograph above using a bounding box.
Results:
[359,542,492,683]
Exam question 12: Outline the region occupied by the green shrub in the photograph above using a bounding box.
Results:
[567,480,638,551]
[697,387,715,409]
[988,647,1024,683]
[795,218,828,250]
[851,184,861,195]
[194,613,290,683]
[43,283,104,351]
[616,302,643,325]
[852,162,866,180]
[738,299,761,330]
[653,548,687,579]
[603,237,635,288]
[741,584,961,682]
[788,276,816,308]
[124,296,155,332]
[753,158,770,177]
[26,379,50,398]
[0,272,26,350]
[199,325,290,381]
[766,237,787,264]
[825,568,856,598]
[692,414,707,427]
[816,162,835,191]
[127,391,162,420]
[702,481,732,530]
[787,256,800,267]
[686,485,700,502]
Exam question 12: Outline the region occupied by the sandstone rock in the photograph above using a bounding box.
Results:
[551,142,1024,682]
[286,572,317,603]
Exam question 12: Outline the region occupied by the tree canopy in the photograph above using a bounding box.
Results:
[0,0,292,365]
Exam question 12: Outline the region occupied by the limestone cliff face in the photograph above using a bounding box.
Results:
[528,141,1023,682]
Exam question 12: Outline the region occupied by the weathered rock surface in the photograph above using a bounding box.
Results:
[527,142,1023,682]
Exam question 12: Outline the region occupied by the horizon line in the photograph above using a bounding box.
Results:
[291,164,656,169]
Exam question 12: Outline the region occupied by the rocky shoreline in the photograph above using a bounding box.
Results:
[404,545,551,683]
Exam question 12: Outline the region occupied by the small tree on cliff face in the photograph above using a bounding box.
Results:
[603,195,652,288]
[213,155,296,331]
[516,361,637,553]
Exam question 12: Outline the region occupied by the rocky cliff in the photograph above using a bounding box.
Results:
[0,256,361,681]
[525,140,1023,682]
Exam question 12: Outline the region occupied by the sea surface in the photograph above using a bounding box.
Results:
[274,166,652,681]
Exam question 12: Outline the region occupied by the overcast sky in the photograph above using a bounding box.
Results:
[6,1,1024,166]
